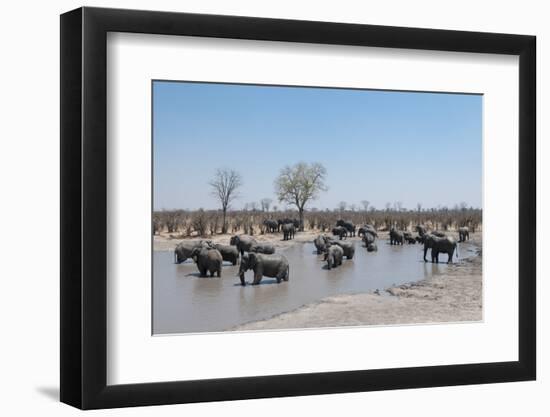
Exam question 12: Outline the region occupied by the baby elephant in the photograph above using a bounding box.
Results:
[323,245,344,270]
[211,243,239,265]
[191,247,223,277]
[249,243,276,254]
[239,252,289,285]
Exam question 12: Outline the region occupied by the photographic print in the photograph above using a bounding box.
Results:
[152,81,482,335]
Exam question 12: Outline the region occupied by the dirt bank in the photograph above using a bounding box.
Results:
[154,229,333,252]
[233,234,482,330]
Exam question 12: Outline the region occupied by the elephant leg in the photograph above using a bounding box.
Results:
[252,272,262,285]
[423,247,428,262]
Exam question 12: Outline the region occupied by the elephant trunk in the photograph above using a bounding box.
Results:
[423,245,428,262]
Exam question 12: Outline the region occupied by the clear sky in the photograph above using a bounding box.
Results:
[153,81,482,211]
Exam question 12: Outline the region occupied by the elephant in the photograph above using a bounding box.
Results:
[458,226,470,242]
[389,228,404,245]
[238,252,289,285]
[211,243,239,265]
[250,243,276,254]
[190,247,223,277]
[332,226,348,240]
[174,240,207,264]
[282,223,296,240]
[330,240,355,259]
[405,236,417,244]
[336,220,356,237]
[366,243,378,252]
[362,232,375,247]
[415,225,427,237]
[263,219,278,233]
[403,232,416,244]
[314,235,328,254]
[358,224,378,238]
[323,245,344,269]
[277,218,300,231]
[423,234,458,263]
[230,235,257,256]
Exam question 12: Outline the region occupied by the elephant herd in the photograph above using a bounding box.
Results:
[174,235,289,286]
[173,222,471,286]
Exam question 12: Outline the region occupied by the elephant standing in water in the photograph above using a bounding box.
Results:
[230,235,257,256]
[458,226,470,242]
[174,240,207,264]
[331,240,355,259]
[423,234,458,263]
[389,228,404,245]
[239,252,289,285]
[323,245,344,269]
[362,232,375,247]
[358,225,378,238]
[211,243,239,265]
[314,235,328,254]
[190,247,223,277]
[250,243,276,254]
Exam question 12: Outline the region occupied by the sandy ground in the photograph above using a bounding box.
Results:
[232,233,482,330]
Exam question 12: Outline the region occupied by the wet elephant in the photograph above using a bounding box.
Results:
[423,234,458,263]
[191,247,223,277]
[331,240,355,259]
[250,243,276,254]
[239,252,289,285]
[174,240,207,264]
[323,245,344,270]
[389,228,404,245]
[230,235,257,256]
[212,243,239,265]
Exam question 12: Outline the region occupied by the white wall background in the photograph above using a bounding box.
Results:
[0,0,545,415]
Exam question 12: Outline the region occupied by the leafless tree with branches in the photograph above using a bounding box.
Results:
[209,168,242,234]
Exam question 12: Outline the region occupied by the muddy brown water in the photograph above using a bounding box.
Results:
[153,239,477,334]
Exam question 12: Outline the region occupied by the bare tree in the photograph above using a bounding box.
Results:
[209,168,242,234]
[274,162,327,231]
[416,202,423,212]
[360,200,370,212]
[260,198,273,212]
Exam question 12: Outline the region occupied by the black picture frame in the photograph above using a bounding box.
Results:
[60,6,536,410]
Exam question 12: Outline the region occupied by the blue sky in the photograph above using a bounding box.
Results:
[153,81,482,211]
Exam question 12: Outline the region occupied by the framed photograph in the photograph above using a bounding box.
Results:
[60,7,536,409]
